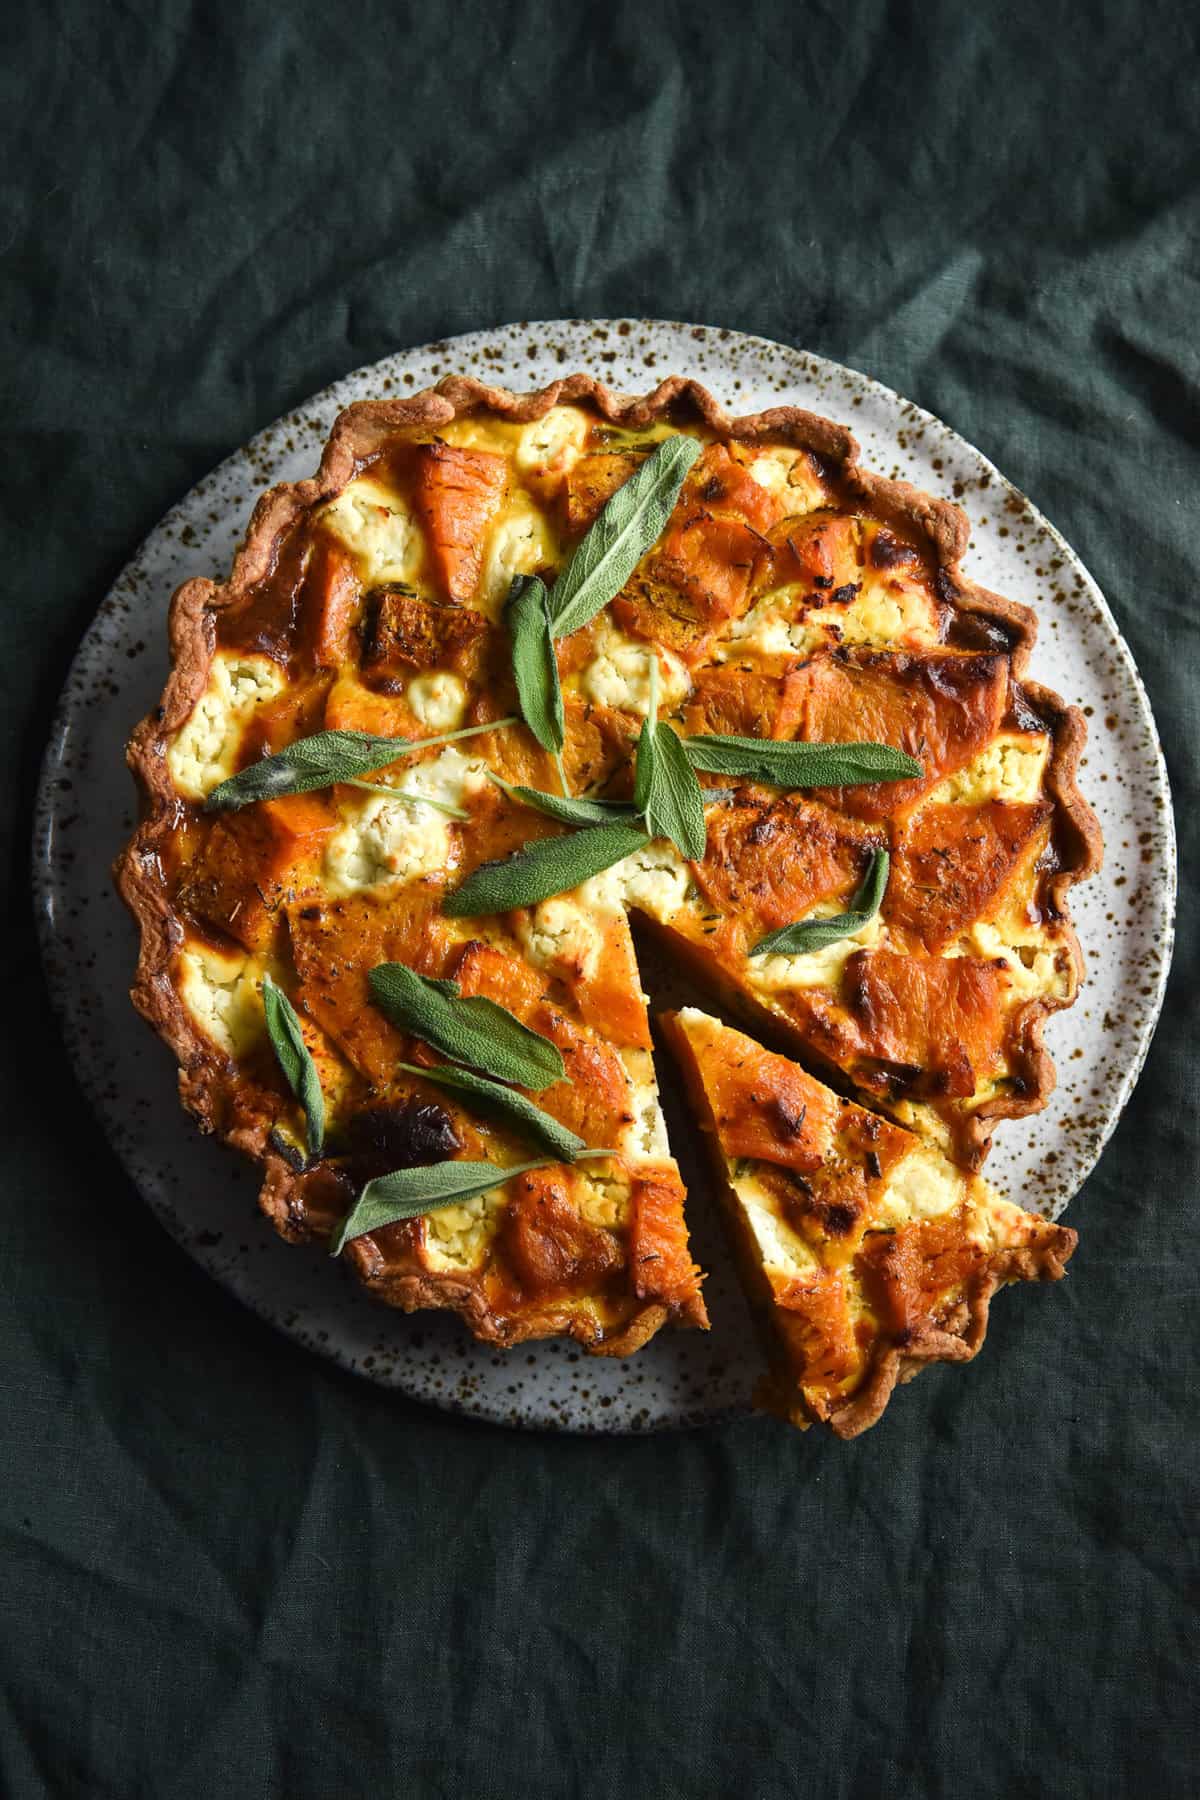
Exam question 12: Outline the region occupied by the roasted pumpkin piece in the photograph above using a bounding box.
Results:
[798,649,1010,820]
[692,794,882,931]
[498,1165,624,1301]
[887,799,1053,951]
[628,1167,707,1318]
[181,792,338,953]
[562,450,645,531]
[843,948,1010,1099]
[680,666,807,741]
[363,587,492,685]
[298,537,363,670]
[763,511,861,594]
[414,442,507,602]
[683,442,781,535]
[287,885,457,1087]
[561,695,640,794]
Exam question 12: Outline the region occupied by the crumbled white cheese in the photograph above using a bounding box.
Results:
[926,734,1049,807]
[872,1145,965,1231]
[515,406,589,475]
[579,639,692,717]
[619,1048,671,1163]
[577,1165,633,1229]
[481,504,557,612]
[956,919,1072,1004]
[582,842,692,922]
[166,653,286,801]
[423,1185,509,1271]
[318,477,423,584]
[746,446,824,513]
[516,894,607,982]
[747,909,885,993]
[322,747,485,894]
[177,942,264,1057]
[807,574,940,649]
[406,670,468,732]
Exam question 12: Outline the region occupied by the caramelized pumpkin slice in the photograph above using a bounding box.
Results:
[887,799,1053,952]
[842,949,1010,1100]
[662,1007,1076,1437]
[798,649,1010,820]
[562,450,645,531]
[680,667,807,741]
[414,443,507,602]
[181,793,338,953]
[364,588,492,685]
[692,794,882,932]
[287,886,457,1087]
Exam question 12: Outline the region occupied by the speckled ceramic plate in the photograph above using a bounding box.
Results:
[34,320,1175,1433]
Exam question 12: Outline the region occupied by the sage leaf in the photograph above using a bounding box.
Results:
[750,848,890,957]
[488,772,639,829]
[632,656,707,860]
[547,434,701,638]
[399,1062,587,1161]
[682,735,923,788]
[507,575,564,754]
[330,1158,545,1255]
[445,820,650,916]
[368,962,565,1088]
[204,717,516,812]
[330,1148,616,1253]
[261,973,324,1156]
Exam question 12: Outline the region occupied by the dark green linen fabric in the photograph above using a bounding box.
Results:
[2,2,1196,1794]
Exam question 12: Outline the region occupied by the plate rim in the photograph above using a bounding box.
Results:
[32,316,1178,1433]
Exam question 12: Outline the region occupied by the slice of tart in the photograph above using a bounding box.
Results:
[661,1007,1076,1435]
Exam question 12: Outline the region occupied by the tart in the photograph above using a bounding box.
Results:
[115,372,1099,1418]
[661,1008,1077,1436]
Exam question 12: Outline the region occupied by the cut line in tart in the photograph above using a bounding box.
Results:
[114,371,1100,1427]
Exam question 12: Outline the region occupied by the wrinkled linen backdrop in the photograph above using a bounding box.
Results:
[2,3,1195,1796]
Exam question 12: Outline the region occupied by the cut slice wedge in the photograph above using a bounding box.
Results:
[660,1007,1076,1437]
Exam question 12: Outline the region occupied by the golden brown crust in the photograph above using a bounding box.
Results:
[115,371,1099,1363]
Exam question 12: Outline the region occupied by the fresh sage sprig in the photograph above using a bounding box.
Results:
[329,1149,614,1255]
[486,771,640,829]
[444,820,651,917]
[632,656,707,861]
[507,575,564,756]
[261,973,325,1156]
[204,716,517,812]
[750,848,890,958]
[546,434,701,637]
[368,963,565,1087]
[399,1062,586,1161]
[682,735,923,788]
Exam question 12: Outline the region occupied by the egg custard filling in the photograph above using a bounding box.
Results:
[117,374,1099,1429]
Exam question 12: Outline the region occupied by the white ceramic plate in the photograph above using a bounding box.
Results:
[34,320,1176,1432]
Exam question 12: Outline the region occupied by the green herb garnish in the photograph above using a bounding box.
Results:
[261,973,325,1156]
[681,736,922,788]
[204,717,516,812]
[507,574,565,757]
[545,434,701,637]
[368,963,565,1088]
[329,1150,614,1255]
[750,848,890,957]
[632,655,707,861]
[486,772,640,829]
[445,820,651,916]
